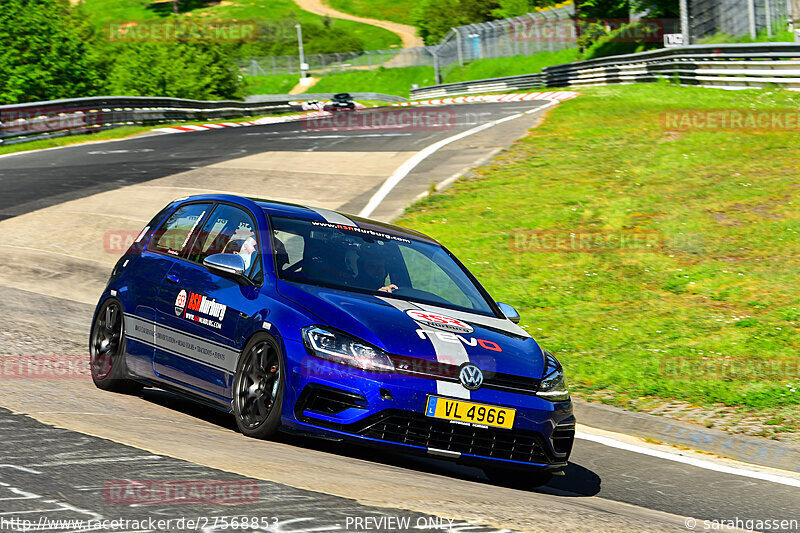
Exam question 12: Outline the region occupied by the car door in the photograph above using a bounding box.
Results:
[123,201,212,379]
[153,203,264,398]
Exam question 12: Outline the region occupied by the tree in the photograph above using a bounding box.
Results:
[0,0,104,104]
[412,0,501,44]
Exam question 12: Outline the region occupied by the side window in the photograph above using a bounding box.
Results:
[148,203,211,256]
[190,204,262,283]
[273,230,304,273]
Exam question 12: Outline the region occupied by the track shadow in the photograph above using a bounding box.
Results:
[136,385,603,496]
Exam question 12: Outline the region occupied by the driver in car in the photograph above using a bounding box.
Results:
[356,246,398,293]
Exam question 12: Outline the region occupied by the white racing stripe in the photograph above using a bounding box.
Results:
[308,207,357,227]
[378,296,470,399]
[576,430,800,488]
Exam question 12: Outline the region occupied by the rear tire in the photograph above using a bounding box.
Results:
[89,298,142,394]
[482,467,553,488]
[232,334,284,439]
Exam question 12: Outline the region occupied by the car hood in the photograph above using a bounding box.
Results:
[278,280,545,379]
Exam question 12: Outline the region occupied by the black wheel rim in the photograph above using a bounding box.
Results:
[236,341,280,429]
[90,301,122,380]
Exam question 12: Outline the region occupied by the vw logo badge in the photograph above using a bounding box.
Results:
[459,363,484,391]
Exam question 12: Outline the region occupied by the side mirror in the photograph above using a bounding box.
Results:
[497,302,520,324]
[203,253,246,277]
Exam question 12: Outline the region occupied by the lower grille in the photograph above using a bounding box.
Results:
[359,412,553,464]
[297,385,368,416]
[551,423,575,456]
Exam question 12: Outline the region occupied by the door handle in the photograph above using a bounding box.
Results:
[166,273,180,284]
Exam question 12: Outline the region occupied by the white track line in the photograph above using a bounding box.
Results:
[358,101,558,218]
[576,430,800,488]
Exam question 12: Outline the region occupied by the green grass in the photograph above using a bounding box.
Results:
[698,27,795,44]
[443,49,582,82]
[244,75,300,95]
[396,83,800,417]
[312,66,435,97]
[83,0,401,50]
[325,0,419,25]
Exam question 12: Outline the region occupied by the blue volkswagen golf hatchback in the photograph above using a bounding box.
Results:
[90,194,574,486]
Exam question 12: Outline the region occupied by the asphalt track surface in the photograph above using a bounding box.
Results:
[0,102,798,532]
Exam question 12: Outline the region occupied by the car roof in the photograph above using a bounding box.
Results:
[174,194,439,245]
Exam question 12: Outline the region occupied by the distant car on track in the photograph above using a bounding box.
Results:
[90,195,574,486]
[323,93,356,112]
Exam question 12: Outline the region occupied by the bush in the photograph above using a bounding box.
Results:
[583,21,663,59]
[105,42,243,100]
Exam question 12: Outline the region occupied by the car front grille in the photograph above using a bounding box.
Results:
[389,355,540,395]
[358,411,555,464]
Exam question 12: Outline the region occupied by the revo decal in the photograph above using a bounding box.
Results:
[406,310,474,334]
[416,329,502,352]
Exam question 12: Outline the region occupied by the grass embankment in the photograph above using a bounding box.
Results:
[325,0,419,25]
[311,66,435,97]
[443,49,581,82]
[245,75,301,95]
[397,83,800,438]
[245,50,580,97]
[82,0,401,50]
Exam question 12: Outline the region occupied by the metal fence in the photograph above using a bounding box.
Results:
[432,5,576,78]
[241,6,577,79]
[689,0,791,42]
[0,96,291,145]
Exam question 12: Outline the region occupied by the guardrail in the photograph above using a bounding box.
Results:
[411,43,800,99]
[409,74,545,100]
[0,96,292,145]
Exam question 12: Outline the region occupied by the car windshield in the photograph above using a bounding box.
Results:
[269,216,495,316]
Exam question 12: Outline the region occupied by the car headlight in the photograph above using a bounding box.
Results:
[302,326,395,372]
[536,351,570,401]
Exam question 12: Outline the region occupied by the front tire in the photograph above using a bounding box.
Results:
[233,334,283,439]
[89,298,142,393]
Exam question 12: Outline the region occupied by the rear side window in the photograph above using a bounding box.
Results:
[189,204,263,283]
[148,203,211,256]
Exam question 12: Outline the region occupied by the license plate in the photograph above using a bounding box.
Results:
[425,396,515,429]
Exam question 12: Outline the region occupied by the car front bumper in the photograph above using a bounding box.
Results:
[282,339,575,470]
